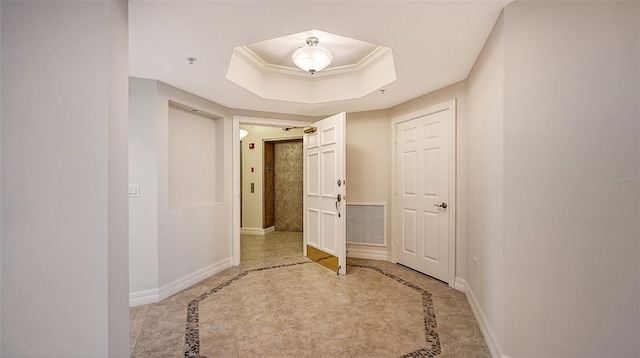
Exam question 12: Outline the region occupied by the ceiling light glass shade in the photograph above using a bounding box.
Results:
[292,37,333,74]
[239,129,248,139]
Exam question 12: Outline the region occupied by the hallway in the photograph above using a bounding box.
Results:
[129,232,489,357]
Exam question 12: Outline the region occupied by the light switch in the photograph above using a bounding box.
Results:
[129,184,140,198]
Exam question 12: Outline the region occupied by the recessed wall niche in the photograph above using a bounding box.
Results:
[168,101,224,209]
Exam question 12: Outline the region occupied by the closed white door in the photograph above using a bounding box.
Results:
[396,109,451,282]
[304,113,347,275]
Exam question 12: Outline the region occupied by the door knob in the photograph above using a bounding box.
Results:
[433,202,448,209]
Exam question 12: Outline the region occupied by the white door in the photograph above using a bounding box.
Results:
[396,109,451,282]
[304,113,347,275]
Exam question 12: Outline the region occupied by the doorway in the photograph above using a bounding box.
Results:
[392,100,457,287]
[263,139,304,232]
[233,117,312,265]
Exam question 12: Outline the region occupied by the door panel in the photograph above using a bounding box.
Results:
[423,148,439,195]
[423,212,439,260]
[403,151,417,195]
[403,209,417,253]
[307,153,319,195]
[396,109,451,282]
[322,210,337,254]
[307,209,320,246]
[304,113,346,275]
[321,150,336,197]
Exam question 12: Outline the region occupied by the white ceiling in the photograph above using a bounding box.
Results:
[129,1,510,117]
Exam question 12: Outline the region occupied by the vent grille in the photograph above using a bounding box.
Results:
[346,204,385,246]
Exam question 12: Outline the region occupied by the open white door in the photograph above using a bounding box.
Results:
[303,112,347,275]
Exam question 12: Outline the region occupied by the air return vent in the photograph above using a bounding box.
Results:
[346,203,385,246]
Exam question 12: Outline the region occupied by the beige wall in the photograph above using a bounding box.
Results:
[345,110,392,258]
[240,125,304,231]
[501,2,639,356]
[168,105,221,209]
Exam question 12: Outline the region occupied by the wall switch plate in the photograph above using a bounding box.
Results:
[129,184,140,198]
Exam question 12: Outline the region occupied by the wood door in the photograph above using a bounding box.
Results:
[304,113,347,275]
[396,109,451,282]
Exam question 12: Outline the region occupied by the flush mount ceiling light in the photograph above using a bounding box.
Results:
[291,37,333,74]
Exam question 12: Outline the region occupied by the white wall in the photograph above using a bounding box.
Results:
[129,78,159,297]
[157,84,230,291]
[1,1,129,356]
[129,78,233,305]
[501,2,639,356]
[464,11,505,355]
[107,2,129,354]
[240,125,304,231]
[459,2,640,356]
[0,1,3,352]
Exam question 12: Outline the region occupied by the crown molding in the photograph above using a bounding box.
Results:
[232,45,394,82]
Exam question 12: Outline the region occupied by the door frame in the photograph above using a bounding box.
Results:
[390,99,457,288]
[232,116,312,265]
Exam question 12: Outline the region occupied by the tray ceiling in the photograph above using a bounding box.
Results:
[129,1,511,116]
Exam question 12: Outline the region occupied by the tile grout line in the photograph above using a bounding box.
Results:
[131,305,151,357]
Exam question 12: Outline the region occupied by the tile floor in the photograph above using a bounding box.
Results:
[130,232,490,358]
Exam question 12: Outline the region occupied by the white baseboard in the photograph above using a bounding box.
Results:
[461,279,506,358]
[454,277,466,292]
[130,257,233,306]
[346,244,390,261]
[159,257,233,301]
[240,226,274,236]
[129,288,160,307]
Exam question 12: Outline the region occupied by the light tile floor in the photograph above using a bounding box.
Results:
[130,232,490,358]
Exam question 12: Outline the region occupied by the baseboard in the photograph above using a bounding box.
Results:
[462,279,506,358]
[158,257,233,302]
[240,226,274,235]
[346,244,390,261]
[454,277,466,292]
[129,288,160,307]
